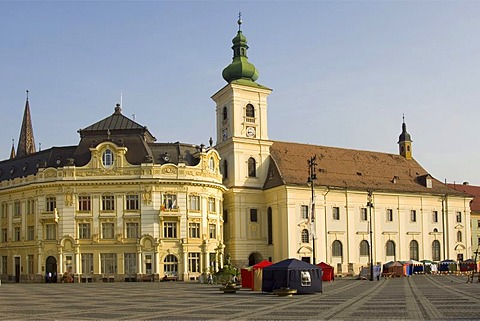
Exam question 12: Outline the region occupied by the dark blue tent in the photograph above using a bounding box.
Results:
[262,258,322,294]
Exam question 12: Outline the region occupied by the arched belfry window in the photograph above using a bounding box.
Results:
[246,104,255,118]
[222,106,228,120]
[248,157,256,177]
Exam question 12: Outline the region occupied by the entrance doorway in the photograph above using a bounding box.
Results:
[14,257,20,283]
[45,256,57,283]
[248,252,262,266]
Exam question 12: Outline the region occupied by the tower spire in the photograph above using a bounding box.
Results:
[222,14,260,84]
[9,139,15,159]
[398,115,412,160]
[16,90,36,158]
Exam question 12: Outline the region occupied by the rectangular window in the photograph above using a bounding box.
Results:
[164,222,177,238]
[45,224,56,240]
[456,211,462,223]
[26,199,35,215]
[477,219,480,228]
[46,196,56,212]
[360,208,368,221]
[162,194,177,210]
[78,195,91,212]
[78,223,91,239]
[189,222,200,238]
[432,211,438,223]
[126,222,139,238]
[188,252,200,273]
[101,222,115,239]
[27,254,34,274]
[124,253,137,274]
[250,208,258,222]
[209,224,216,239]
[386,209,393,222]
[14,201,21,217]
[410,210,417,222]
[14,227,21,241]
[27,226,34,241]
[81,253,94,274]
[1,203,7,218]
[189,195,200,211]
[102,195,115,211]
[100,253,117,274]
[332,207,340,220]
[301,205,309,220]
[1,228,7,242]
[208,197,216,213]
[2,256,7,274]
[126,194,139,211]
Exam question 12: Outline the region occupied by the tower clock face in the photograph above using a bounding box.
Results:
[246,126,256,138]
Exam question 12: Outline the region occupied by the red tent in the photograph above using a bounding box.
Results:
[317,262,334,281]
[241,260,273,290]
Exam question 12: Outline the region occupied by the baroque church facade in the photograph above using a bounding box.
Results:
[0,20,473,282]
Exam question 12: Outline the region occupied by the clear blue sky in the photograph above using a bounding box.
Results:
[1,1,480,185]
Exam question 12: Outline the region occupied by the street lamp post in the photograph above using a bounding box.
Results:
[307,155,317,265]
[367,190,374,281]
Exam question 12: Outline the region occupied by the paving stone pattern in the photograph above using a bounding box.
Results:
[1,274,479,320]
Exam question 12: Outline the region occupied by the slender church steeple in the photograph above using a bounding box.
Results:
[398,115,412,160]
[9,139,15,159]
[16,90,36,158]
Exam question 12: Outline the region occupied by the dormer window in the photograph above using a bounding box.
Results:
[209,157,215,172]
[102,149,114,168]
[426,176,432,188]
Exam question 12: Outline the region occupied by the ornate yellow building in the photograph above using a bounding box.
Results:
[214,19,473,274]
[0,102,225,282]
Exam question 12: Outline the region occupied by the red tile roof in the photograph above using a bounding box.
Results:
[447,183,480,212]
[266,141,465,196]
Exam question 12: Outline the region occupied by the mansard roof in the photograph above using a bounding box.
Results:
[265,140,466,196]
[0,105,209,182]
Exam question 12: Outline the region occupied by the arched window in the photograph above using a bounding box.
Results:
[432,240,441,261]
[164,254,178,276]
[209,157,215,171]
[246,104,255,118]
[386,240,396,257]
[301,229,309,243]
[223,159,228,179]
[102,149,114,168]
[222,106,227,120]
[457,231,462,242]
[248,157,256,177]
[267,207,273,245]
[332,240,343,257]
[410,240,419,261]
[359,240,369,256]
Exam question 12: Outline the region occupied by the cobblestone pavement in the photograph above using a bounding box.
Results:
[1,274,480,320]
